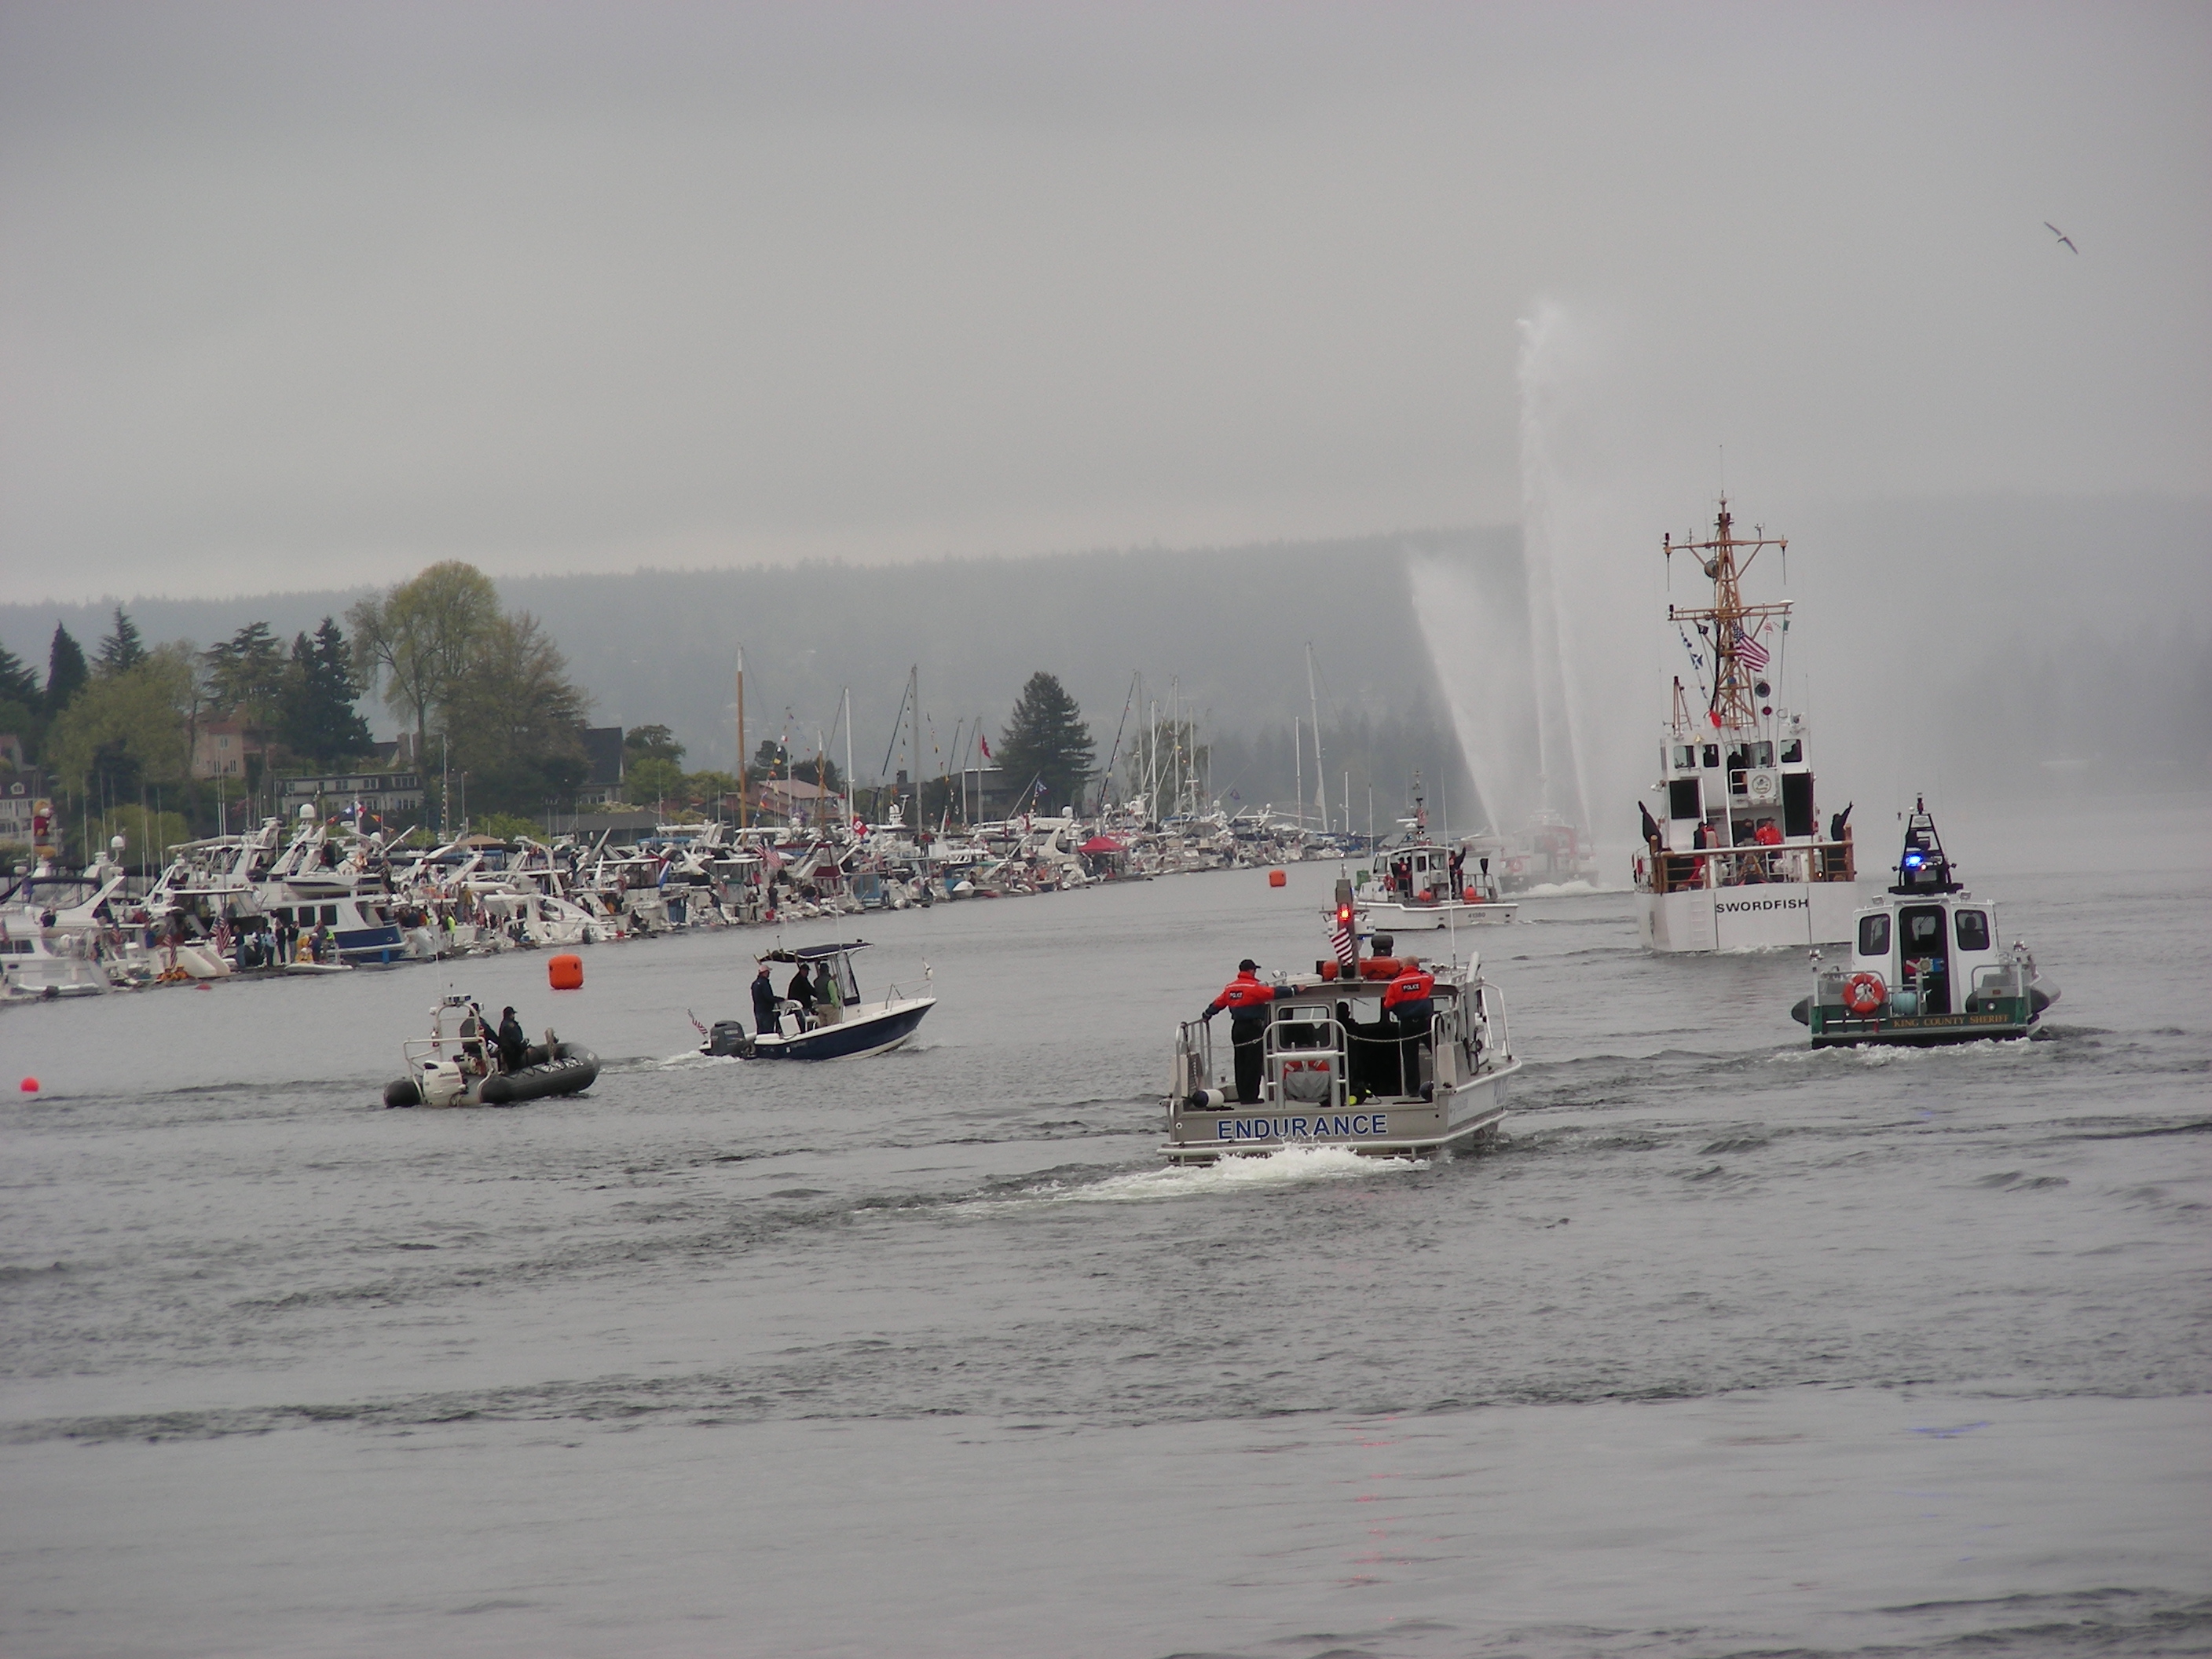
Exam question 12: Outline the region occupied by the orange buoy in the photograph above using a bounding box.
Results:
[1464,885,1479,903]
[19,1078,37,1093]
[549,953,584,991]
[1268,869,1287,888]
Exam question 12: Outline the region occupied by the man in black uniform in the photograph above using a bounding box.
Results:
[496,1005,529,1075]
[1199,958,1282,1105]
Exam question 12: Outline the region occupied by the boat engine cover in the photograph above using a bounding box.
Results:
[419,1060,467,1108]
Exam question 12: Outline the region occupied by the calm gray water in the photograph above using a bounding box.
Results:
[5,797,2208,1657]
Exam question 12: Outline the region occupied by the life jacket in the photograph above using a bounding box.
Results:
[1210,972,1277,1016]
[1382,966,1436,1009]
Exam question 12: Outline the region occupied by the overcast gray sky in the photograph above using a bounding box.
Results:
[2,1,2205,604]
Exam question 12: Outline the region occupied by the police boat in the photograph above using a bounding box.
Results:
[1163,879,1520,1163]
[383,994,600,1106]
[1354,837,1518,932]
[698,940,934,1061]
[1790,797,2057,1048]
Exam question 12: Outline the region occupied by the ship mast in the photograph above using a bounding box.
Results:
[1664,496,1789,731]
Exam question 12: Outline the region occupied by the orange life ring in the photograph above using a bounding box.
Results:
[1843,972,1886,1016]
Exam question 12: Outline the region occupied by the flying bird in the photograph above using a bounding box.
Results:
[2044,222,2078,254]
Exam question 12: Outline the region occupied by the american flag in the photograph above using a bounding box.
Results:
[1332,922,1359,970]
[1734,623,1770,671]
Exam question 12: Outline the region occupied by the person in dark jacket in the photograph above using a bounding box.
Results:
[1199,958,1281,1104]
[496,1005,529,1075]
[751,961,778,1035]
[786,961,815,1025]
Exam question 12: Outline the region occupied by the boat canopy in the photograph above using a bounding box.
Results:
[759,940,872,963]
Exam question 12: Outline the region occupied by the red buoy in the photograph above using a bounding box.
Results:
[548,953,584,991]
[19,1077,38,1093]
[1267,869,1287,888]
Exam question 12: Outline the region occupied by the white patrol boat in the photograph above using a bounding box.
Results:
[1351,785,1518,932]
[1163,879,1519,1164]
[1635,498,1867,951]
[696,940,935,1061]
[1354,839,1518,931]
[1792,797,2057,1048]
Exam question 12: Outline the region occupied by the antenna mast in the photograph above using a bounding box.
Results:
[1664,496,1790,730]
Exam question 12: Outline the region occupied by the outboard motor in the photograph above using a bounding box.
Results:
[418,1058,468,1108]
[705,1020,753,1058]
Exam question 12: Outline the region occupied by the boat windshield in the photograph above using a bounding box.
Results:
[2,875,104,910]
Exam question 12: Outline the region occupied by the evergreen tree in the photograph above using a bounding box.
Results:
[995,672,1095,811]
[278,617,374,767]
[0,643,39,752]
[97,607,147,675]
[44,624,89,717]
[0,643,38,708]
[203,621,287,731]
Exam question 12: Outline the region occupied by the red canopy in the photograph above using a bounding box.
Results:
[1078,835,1126,855]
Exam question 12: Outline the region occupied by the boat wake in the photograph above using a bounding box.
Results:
[955,1145,1427,1213]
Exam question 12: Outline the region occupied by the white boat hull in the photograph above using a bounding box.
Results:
[1359,899,1517,931]
[1165,1058,1517,1163]
[1639,880,1867,952]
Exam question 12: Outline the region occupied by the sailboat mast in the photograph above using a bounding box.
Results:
[1306,642,1326,833]
[734,647,747,832]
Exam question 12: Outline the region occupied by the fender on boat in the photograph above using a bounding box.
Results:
[1789,996,1811,1027]
[477,1042,599,1105]
[383,1076,421,1108]
[2029,983,2057,1015]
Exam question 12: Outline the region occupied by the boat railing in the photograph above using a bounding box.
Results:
[1171,1019,1215,1101]
[1263,1015,1351,1111]
[1644,835,1859,895]
[1966,962,2028,1008]
[1466,977,1511,1068]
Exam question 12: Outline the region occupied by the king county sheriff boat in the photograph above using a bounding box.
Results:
[1791,797,2057,1048]
[1635,498,1867,951]
[1163,878,1518,1163]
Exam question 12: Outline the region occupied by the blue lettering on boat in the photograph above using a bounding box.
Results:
[1215,1113,1388,1141]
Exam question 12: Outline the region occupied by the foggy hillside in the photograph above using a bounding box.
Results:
[3,496,2205,831]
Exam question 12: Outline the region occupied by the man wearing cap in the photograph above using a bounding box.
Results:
[1200,958,1282,1105]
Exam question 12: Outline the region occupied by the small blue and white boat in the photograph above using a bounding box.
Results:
[700,941,935,1061]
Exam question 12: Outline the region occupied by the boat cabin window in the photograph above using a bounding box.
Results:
[1726,745,1748,772]
[1780,738,1803,764]
[1671,745,1696,771]
[1668,778,1702,820]
[1903,910,1944,950]
[1701,744,1720,769]
[1857,914,1891,957]
[1954,910,1990,951]
[1750,741,1774,768]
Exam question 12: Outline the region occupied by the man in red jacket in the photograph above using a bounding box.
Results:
[1200,958,1281,1104]
[1382,958,1436,1096]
